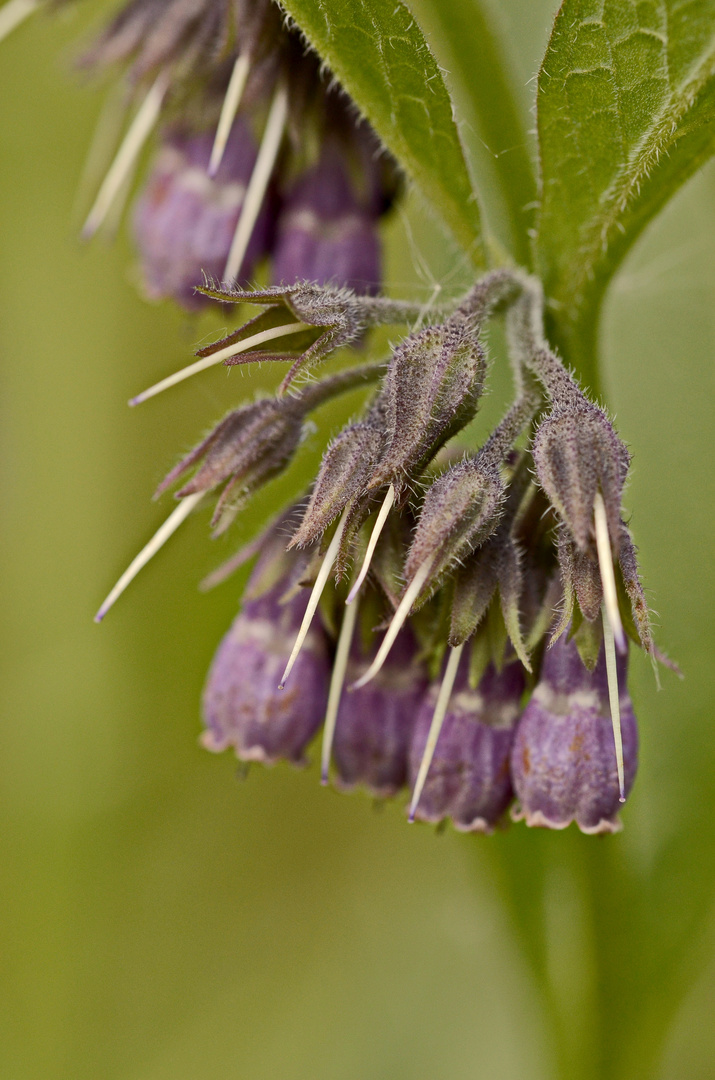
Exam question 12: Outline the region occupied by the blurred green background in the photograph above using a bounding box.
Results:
[1,2,715,1077]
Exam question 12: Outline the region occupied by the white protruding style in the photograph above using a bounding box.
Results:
[82,71,170,240]
[408,642,464,822]
[0,0,37,44]
[129,321,305,405]
[73,82,132,231]
[94,491,203,622]
[593,491,626,653]
[602,606,626,802]
[346,484,395,605]
[208,53,250,177]
[351,559,433,690]
[279,507,349,689]
[223,80,288,282]
[321,593,359,785]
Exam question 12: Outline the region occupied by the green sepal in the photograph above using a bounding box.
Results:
[573,616,603,672]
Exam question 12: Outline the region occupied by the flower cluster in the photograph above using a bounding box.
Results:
[54,0,665,837]
[98,267,661,835]
[77,0,400,306]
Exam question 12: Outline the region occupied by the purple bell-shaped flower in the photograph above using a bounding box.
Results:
[408,657,525,832]
[202,580,330,766]
[510,633,638,833]
[133,119,272,309]
[271,142,382,294]
[332,629,428,796]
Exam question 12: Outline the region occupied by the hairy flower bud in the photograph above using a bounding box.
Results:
[156,396,304,532]
[272,143,382,294]
[532,403,630,552]
[332,630,428,796]
[133,122,272,309]
[404,460,505,590]
[198,281,422,390]
[409,659,525,832]
[80,0,241,84]
[557,530,603,623]
[290,419,385,548]
[156,363,382,534]
[368,313,486,494]
[202,581,330,765]
[511,633,638,833]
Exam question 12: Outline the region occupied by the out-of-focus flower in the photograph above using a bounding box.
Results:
[74,0,401,307]
[132,121,273,308]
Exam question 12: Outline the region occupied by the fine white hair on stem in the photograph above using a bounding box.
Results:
[94,491,204,623]
[351,558,432,690]
[408,642,464,823]
[594,491,626,653]
[223,80,288,282]
[346,484,395,605]
[128,321,305,405]
[602,605,625,802]
[0,0,37,45]
[321,593,359,785]
[208,53,251,177]
[81,71,169,240]
[279,506,349,689]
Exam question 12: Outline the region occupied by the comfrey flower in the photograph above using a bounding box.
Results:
[131,120,274,309]
[72,0,401,306]
[330,625,428,797]
[203,538,331,766]
[409,657,525,833]
[511,632,638,834]
[95,264,667,837]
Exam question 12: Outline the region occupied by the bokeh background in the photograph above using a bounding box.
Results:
[1,1,715,1077]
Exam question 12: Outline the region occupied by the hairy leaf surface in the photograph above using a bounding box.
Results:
[278,0,485,264]
[535,0,715,376]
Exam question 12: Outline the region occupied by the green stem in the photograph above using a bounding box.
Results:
[546,311,601,400]
[298,361,385,411]
[477,831,607,1080]
[409,0,536,267]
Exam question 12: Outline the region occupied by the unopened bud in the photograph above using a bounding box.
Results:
[157,363,383,534]
[404,460,504,591]
[532,403,630,552]
[511,633,638,833]
[368,313,486,493]
[157,397,304,533]
[409,659,524,832]
[290,419,384,548]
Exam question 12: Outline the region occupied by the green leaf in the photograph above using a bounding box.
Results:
[535,0,715,383]
[407,0,537,266]
[277,0,485,265]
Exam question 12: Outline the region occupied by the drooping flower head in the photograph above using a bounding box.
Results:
[97,264,666,837]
